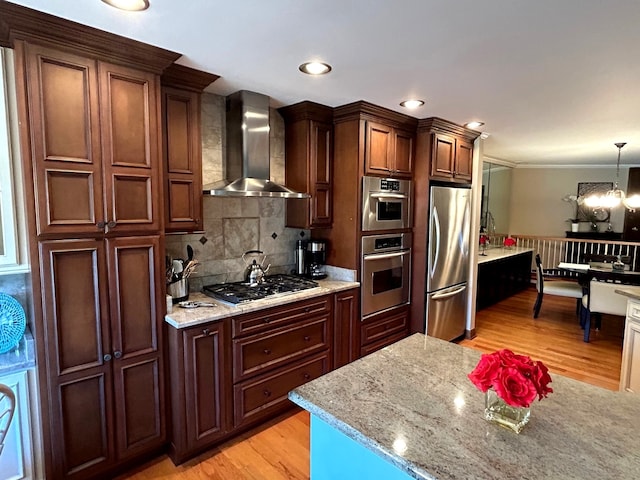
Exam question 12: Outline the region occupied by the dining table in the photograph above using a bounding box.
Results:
[557,261,640,286]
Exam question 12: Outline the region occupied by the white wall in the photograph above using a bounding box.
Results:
[508,167,629,236]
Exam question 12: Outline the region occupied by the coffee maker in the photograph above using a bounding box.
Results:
[305,239,327,279]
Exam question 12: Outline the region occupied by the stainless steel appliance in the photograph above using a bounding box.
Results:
[202,274,319,305]
[295,239,307,275]
[305,239,327,279]
[362,176,411,232]
[361,233,411,318]
[425,186,471,341]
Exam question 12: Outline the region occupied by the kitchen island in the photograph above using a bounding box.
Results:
[290,333,640,479]
[476,246,533,310]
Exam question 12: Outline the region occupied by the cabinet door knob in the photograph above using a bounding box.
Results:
[203,328,210,336]
[103,353,112,362]
[113,350,122,359]
[97,221,106,229]
[263,389,271,397]
[303,335,311,342]
[263,317,271,324]
[304,307,310,313]
[107,220,117,229]
[263,349,271,355]
[303,373,311,380]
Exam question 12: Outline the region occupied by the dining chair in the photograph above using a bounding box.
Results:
[533,254,583,318]
[581,279,628,342]
[0,383,16,457]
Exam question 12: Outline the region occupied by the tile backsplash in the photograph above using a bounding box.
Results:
[165,92,309,292]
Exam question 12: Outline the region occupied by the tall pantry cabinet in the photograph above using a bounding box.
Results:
[3,4,181,477]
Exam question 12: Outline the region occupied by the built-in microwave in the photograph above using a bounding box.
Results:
[362,176,411,232]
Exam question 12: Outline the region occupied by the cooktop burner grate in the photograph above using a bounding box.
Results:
[202,274,319,305]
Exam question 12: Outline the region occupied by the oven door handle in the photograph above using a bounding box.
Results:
[431,284,467,300]
[370,192,408,200]
[363,250,410,261]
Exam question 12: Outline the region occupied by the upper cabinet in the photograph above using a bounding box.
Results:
[364,121,414,179]
[21,42,162,236]
[161,64,218,233]
[280,101,334,229]
[420,118,478,184]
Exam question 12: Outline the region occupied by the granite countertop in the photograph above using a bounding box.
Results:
[615,286,640,301]
[0,326,36,376]
[290,333,640,480]
[477,246,533,264]
[165,279,359,329]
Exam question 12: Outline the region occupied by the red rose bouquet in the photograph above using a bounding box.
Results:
[468,349,553,408]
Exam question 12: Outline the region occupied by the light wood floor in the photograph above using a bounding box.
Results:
[119,286,624,479]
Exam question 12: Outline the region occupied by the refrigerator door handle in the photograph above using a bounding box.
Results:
[431,284,467,301]
[430,205,441,278]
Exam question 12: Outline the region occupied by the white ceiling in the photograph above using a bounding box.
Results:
[7,0,640,166]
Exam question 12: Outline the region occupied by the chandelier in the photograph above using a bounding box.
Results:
[580,142,640,211]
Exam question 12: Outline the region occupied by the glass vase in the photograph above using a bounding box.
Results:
[484,389,531,433]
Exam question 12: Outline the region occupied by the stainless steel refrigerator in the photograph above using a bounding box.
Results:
[425,185,471,341]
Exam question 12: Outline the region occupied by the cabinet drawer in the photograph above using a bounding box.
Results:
[232,296,331,338]
[360,332,408,357]
[233,351,329,428]
[233,315,330,382]
[361,308,409,346]
[628,300,640,322]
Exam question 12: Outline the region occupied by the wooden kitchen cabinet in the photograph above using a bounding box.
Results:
[333,288,360,368]
[280,101,334,228]
[38,236,165,479]
[365,121,414,179]
[418,118,477,185]
[21,42,162,237]
[231,295,333,429]
[161,64,218,233]
[360,304,410,357]
[167,320,231,464]
[620,297,640,393]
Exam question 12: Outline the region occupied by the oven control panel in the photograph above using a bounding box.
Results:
[374,236,402,250]
[380,179,401,191]
[362,232,411,255]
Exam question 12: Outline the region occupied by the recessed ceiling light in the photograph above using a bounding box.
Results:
[101,0,150,11]
[399,99,425,109]
[299,62,332,75]
[465,121,485,129]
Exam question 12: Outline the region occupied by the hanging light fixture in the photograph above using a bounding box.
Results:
[579,142,628,210]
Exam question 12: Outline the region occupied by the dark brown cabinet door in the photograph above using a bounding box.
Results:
[39,239,114,479]
[310,120,332,227]
[394,129,414,178]
[183,323,230,451]
[455,139,473,182]
[333,288,360,368]
[99,62,160,234]
[430,133,456,181]
[24,44,105,237]
[365,121,394,176]
[106,236,165,460]
[162,86,203,232]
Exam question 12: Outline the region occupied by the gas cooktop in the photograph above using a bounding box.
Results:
[202,274,319,305]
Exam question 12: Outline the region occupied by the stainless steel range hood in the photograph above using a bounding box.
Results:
[203,90,309,198]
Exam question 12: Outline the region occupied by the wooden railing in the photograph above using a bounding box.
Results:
[485,233,640,275]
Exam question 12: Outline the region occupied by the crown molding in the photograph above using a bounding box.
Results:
[161,63,219,92]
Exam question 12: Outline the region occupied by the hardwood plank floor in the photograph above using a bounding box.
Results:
[120,286,623,480]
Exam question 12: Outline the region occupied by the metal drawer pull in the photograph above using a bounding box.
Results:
[203,328,210,336]
[263,317,271,323]
[263,390,271,397]
[107,221,117,228]
[303,335,311,341]
[97,221,106,229]
[103,354,112,362]
[303,373,311,380]
[263,349,271,355]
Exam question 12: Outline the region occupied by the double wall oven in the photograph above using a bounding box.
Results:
[361,176,412,319]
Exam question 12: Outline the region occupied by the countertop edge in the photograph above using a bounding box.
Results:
[477,246,533,265]
[288,390,429,480]
[615,286,640,301]
[165,280,360,329]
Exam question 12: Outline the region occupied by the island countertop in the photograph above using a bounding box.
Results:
[290,333,640,480]
[477,246,533,264]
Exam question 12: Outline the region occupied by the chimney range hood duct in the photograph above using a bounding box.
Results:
[203,90,309,198]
